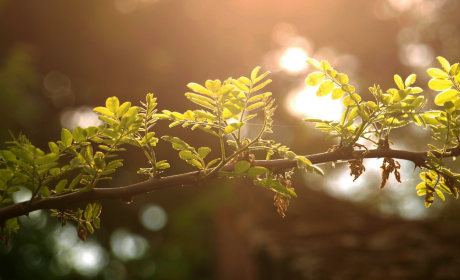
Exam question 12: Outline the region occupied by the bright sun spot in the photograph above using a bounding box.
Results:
[280,47,308,73]
[288,86,343,120]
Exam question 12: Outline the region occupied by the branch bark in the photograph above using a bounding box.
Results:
[1,147,459,222]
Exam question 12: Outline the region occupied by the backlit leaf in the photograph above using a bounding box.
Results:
[434,89,459,106]
[223,122,244,135]
[305,72,325,86]
[106,97,120,113]
[437,56,451,73]
[405,74,416,87]
[427,68,449,79]
[394,75,404,89]
[428,78,453,91]
[316,81,334,97]
[187,83,214,97]
[332,88,345,100]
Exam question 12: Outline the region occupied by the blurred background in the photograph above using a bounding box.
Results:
[1,0,460,279]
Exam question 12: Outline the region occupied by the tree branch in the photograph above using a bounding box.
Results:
[1,147,459,222]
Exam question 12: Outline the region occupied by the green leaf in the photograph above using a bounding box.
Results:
[179,150,199,160]
[186,159,203,168]
[98,116,118,125]
[437,56,451,73]
[93,107,115,118]
[427,68,449,79]
[86,222,95,234]
[40,186,50,198]
[187,83,214,97]
[7,186,21,194]
[55,179,68,194]
[116,102,131,117]
[305,72,325,86]
[2,198,12,204]
[106,97,120,113]
[198,147,211,159]
[61,128,73,147]
[36,153,59,164]
[224,122,244,135]
[428,78,453,91]
[206,158,220,169]
[120,106,139,128]
[84,204,93,220]
[434,89,459,106]
[161,136,193,151]
[247,167,268,178]
[72,127,86,143]
[316,81,334,97]
[394,74,405,89]
[93,218,101,229]
[0,150,16,162]
[234,160,251,173]
[48,142,59,154]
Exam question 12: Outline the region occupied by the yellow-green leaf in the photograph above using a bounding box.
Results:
[305,72,325,86]
[93,107,115,118]
[306,58,321,69]
[428,78,453,91]
[116,102,131,117]
[336,73,349,85]
[321,61,331,72]
[246,102,265,111]
[342,84,355,93]
[316,81,334,97]
[427,68,449,79]
[223,122,244,135]
[332,88,345,100]
[234,160,251,173]
[251,66,261,81]
[187,83,214,97]
[106,97,120,113]
[405,74,416,87]
[185,93,215,104]
[394,89,410,102]
[434,89,459,106]
[343,94,361,107]
[232,79,249,92]
[437,56,451,73]
[215,85,235,97]
[394,75,404,90]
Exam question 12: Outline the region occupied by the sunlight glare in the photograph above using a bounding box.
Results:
[280,47,308,73]
[288,86,343,120]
